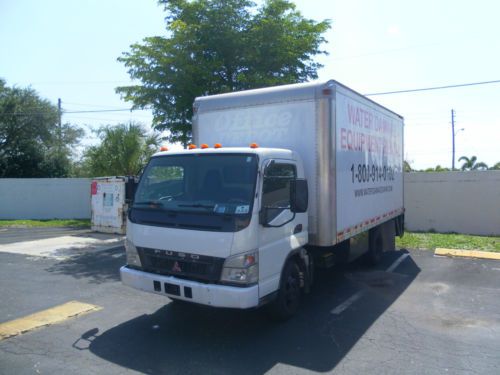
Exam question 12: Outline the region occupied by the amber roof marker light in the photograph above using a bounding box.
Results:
[249,143,259,149]
[159,146,168,151]
[201,144,209,149]
[214,143,222,149]
[188,144,197,150]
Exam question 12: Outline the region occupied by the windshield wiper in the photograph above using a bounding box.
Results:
[133,200,163,206]
[178,203,215,210]
[132,201,179,215]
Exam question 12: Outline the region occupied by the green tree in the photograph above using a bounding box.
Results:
[116,0,330,146]
[0,79,83,177]
[458,155,488,171]
[434,165,449,172]
[403,160,413,172]
[81,123,159,177]
[489,162,500,170]
[421,165,450,172]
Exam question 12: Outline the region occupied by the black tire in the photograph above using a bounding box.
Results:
[267,260,302,321]
[367,229,383,265]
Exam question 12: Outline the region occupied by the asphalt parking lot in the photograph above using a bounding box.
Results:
[0,230,499,375]
[0,227,90,245]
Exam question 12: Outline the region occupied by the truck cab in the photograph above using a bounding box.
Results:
[121,145,310,317]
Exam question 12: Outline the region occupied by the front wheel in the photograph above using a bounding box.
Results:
[267,260,301,321]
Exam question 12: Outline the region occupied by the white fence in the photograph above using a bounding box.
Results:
[404,171,500,236]
[0,173,499,235]
[0,178,92,220]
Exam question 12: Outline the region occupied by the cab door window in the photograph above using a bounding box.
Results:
[262,163,296,222]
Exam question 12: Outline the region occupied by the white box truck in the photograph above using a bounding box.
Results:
[121,80,404,319]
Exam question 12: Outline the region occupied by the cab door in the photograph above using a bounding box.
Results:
[257,159,305,297]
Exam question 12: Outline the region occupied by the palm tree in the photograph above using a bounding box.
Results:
[458,155,488,171]
[82,122,160,177]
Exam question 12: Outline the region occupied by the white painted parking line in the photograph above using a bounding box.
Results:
[330,291,365,315]
[331,252,411,315]
[386,253,410,273]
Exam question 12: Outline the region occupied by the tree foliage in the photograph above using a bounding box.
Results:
[116,0,330,146]
[403,160,413,172]
[81,123,159,177]
[423,165,450,172]
[0,79,83,177]
[458,155,488,171]
[489,162,500,170]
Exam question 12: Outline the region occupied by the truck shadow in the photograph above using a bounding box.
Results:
[45,246,124,284]
[87,250,419,374]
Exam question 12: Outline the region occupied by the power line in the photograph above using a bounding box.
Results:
[0,108,150,116]
[63,101,133,109]
[365,79,500,96]
[62,116,144,122]
[3,78,500,116]
[18,80,133,86]
[65,108,147,114]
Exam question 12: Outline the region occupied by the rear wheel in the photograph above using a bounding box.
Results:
[267,260,301,321]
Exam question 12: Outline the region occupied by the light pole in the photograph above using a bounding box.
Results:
[451,109,465,170]
[453,126,464,170]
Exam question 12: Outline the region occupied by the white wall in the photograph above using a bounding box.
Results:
[404,171,500,236]
[0,178,92,219]
[1,174,499,235]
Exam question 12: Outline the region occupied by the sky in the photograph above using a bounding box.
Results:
[1,0,499,170]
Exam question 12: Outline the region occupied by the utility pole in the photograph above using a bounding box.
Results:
[451,109,456,170]
[57,98,62,160]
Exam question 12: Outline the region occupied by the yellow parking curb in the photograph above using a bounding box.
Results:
[435,248,500,260]
[0,301,101,341]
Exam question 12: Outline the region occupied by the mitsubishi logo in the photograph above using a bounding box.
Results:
[172,261,182,273]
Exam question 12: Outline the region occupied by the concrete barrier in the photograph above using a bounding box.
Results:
[404,171,500,236]
[0,178,92,219]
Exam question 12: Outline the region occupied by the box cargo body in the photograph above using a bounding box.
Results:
[193,80,404,246]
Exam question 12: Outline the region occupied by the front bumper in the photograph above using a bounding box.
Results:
[120,266,259,309]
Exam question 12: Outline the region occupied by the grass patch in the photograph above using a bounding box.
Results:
[0,219,91,228]
[397,232,500,252]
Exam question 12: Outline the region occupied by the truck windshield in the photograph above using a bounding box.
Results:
[130,153,258,232]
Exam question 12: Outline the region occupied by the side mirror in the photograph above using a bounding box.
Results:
[290,179,308,213]
[125,176,138,204]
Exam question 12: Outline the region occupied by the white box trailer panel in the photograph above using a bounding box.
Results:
[194,98,321,242]
[193,80,404,246]
[334,85,404,242]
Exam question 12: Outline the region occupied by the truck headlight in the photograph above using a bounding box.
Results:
[221,250,259,285]
[125,238,142,268]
